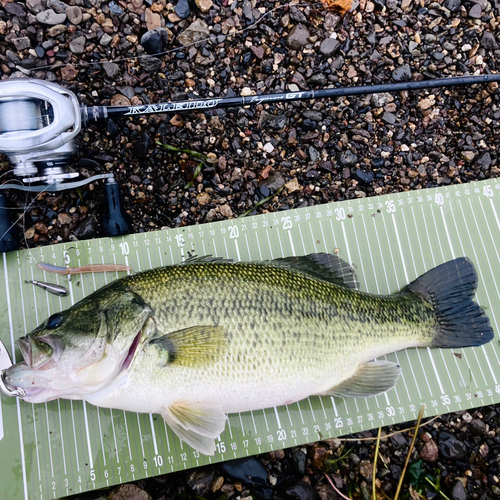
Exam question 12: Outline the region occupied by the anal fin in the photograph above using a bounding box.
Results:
[321,361,401,398]
[161,400,227,456]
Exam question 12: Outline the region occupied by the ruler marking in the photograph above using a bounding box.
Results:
[273,407,282,429]
[371,213,390,292]
[363,215,381,294]
[296,402,304,425]
[429,204,446,262]
[319,397,327,420]
[338,222,352,270]
[297,224,307,254]
[318,220,327,252]
[255,232,263,261]
[123,411,133,460]
[234,239,241,261]
[330,398,338,417]
[136,414,146,459]
[149,414,159,457]
[306,398,316,422]
[244,233,252,261]
[238,413,246,437]
[276,227,284,257]
[162,420,171,454]
[308,221,317,250]
[158,247,164,267]
[32,405,42,481]
[262,409,269,432]
[82,402,94,471]
[223,236,229,258]
[347,218,368,289]
[96,409,107,467]
[110,409,119,463]
[56,400,67,476]
[266,230,274,259]
[44,403,55,478]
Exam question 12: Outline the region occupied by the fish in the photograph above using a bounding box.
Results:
[2,254,494,455]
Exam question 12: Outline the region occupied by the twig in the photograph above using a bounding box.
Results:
[323,471,352,500]
[372,427,382,500]
[393,404,426,500]
[425,477,452,500]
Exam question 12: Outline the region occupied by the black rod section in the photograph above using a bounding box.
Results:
[84,74,500,123]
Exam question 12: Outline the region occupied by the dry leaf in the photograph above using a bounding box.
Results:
[320,0,353,15]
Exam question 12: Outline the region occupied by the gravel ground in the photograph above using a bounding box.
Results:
[1,0,500,498]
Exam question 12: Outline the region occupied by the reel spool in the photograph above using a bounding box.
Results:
[0,78,81,185]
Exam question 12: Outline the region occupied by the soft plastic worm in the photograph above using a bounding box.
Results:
[37,262,131,275]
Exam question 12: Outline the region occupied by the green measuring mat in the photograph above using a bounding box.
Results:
[1,178,500,499]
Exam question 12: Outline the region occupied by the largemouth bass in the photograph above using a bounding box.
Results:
[3,254,493,455]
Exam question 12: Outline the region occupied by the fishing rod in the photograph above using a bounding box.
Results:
[1,73,499,190]
[0,73,499,251]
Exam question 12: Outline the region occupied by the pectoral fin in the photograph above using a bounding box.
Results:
[161,401,227,455]
[150,325,227,367]
[321,361,401,398]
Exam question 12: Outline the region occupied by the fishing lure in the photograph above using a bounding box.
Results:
[37,262,131,275]
[25,280,68,297]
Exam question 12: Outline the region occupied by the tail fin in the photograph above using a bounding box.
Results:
[406,258,494,348]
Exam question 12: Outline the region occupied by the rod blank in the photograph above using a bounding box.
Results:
[84,74,500,123]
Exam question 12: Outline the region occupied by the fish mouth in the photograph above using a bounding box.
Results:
[17,337,31,366]
[16,336,63,370]
[119,332,142,374]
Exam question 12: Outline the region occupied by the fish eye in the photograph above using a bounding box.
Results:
[47,313,65,330]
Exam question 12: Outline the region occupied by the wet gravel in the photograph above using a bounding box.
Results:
[66,405,500,500]
[1,0,500,498]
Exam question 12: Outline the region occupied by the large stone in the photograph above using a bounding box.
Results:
[145,8,161,30]
[140,27,169,54]
[319,38,340,55]
[102,61,120,78]
[66,6,83,24]
[439,432,468,460]
[177,19,210,46]
[36,8,66,24]
[69,36,86,54]
[287,24,310,50]
[392,64,412,82]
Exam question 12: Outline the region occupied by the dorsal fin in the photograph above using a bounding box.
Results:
[271,253,359,289]
[181,255,234,265]
[177,253,358,288]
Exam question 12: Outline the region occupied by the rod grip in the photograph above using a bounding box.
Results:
[0,192,19,252]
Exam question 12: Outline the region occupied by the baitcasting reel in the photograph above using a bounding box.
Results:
[0,78,81,185]
[0,79,127,252]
